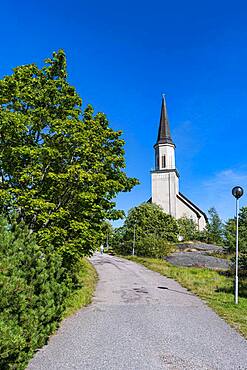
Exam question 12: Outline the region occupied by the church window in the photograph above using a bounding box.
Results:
[156,152,159,169]
[162,155,166,168]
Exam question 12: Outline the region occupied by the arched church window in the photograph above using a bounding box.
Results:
[162,155,166,168]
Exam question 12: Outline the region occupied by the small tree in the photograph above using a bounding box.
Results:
[100,221,114,248]
[125,203,178,241]
[224,218,236,252]
[238,207,247,252]
[111,226,131,255]
[206,207,224,245]
[112,203,178,257]
[177,217,199,241]
[224,206,247,253]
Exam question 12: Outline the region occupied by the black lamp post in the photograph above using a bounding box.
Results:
[232,186,244,304]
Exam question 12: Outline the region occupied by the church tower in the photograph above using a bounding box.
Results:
[150,96,207,230]
[151,95,179,217]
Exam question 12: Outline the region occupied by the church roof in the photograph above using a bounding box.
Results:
[156,95,174,145]
[177,192,208,222]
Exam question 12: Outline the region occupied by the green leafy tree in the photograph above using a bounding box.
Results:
[206,207,224,245]
[125,203,178,240]
[112,203,178,256]
[100,220,114,248]
[0,50,138,266]
[224,206,247,252]
[224,218,236,252]
[111,226,129,254]
[238,207,247,251]
[177,217,199,241]
[238,253,247,278]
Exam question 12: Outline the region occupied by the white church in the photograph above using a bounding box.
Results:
[150,96,207,231]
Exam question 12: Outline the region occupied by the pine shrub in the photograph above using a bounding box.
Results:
[0,217,70,370]
[230,253,247,278]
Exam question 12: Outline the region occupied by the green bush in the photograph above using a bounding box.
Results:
[125,203,178,243]
[111,227,132,255]
[177,217,199,241]
[230,253,247,279]
[135,235,173,258]
[112,203,178,256]
[0,217,70,370]
[224,207,247,253]
[239,253,247,276]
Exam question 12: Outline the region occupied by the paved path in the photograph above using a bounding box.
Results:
[28,254,247,370]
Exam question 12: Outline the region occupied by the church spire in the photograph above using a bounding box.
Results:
[156,95,174,145]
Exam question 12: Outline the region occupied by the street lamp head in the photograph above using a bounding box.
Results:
[232,186,244,199]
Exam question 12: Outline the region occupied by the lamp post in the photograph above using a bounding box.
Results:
[106,232,109,251]
[132,224,136,256]
[232,186,244,304]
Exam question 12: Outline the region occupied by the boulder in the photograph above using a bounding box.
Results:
[176,242,224,254]
[166,251,231,270]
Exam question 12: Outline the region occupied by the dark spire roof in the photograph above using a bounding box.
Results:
[156,95,174,145]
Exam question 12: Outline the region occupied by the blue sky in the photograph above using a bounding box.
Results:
[0,0,246,222]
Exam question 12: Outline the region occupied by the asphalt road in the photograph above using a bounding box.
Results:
[27,253,247,370]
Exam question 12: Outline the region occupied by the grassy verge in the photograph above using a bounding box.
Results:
[63,258,98,318]
[126,256,247,338]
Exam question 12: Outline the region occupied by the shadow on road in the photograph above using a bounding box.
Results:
[157,286,194,296]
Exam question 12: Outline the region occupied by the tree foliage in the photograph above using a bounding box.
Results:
[112,203,178,256]
[224,206,247,253]
[125,203,178,241]
[135,235,173,258]
[0,216,69,370]
[0,50,138,266]
[177,217,199,241]
[206,207,224,245]
[100,220,114,245]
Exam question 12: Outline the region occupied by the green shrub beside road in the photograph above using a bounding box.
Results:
[0,217,69,369]
[0,216,97,370]
[135,235,174,258]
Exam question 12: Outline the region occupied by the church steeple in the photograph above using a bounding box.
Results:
[151,96,207,230]
[154,95,176,171]
[156,95,174,146]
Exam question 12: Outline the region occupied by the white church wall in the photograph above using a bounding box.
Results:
[151,171,178,217]
[176,197,206,231]
[198,216,207,230]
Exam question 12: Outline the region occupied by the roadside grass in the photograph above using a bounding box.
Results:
[126,256,247,339]
[63,258,98,318]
